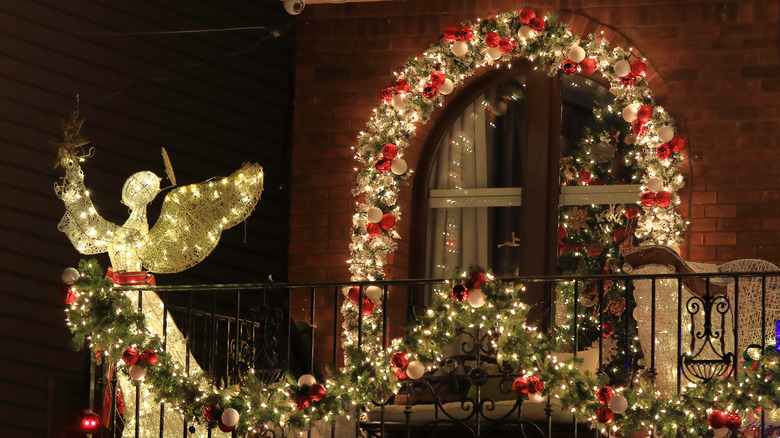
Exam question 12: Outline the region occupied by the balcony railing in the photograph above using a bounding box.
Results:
[86,266,780,438]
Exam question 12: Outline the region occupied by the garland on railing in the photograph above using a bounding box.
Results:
[65,259,780,437]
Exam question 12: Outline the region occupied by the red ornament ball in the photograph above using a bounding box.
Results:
[391,351,408,369]
[458,26,474,42]
[518,8,536,25]
[725,411,742,431]
[430,71,446,87]
[80,411,101,434]
[361,298,374,315]
[395,370,407,380]
[380,213,396,230]
[596,406,614,424]
[624,205,641,218]
[621,73,636,87]
[708,410,728,429]
[596,386,614,404]
[654,191,672,208]
[451,284,469,302]
[640,191,656,207]
[217,420,235,433]
[422,82,439,99]
[579,57,597,74]
[380,87,393,103]
[631,59,647,76]
[512,377,528,395]
[468,271,487,289]
[348,286,361,303]
[636,105,653,123]
[60,285,78,304]
[139,349,158,365]
[375,158,391,173]
[443,26,458,42]
[366,223,382,237]
[526,376,544,394]
[394,78,409,94]
[670,136,686,152]
[578,169,592,183]
[293,394,310,410]
[382,143,398,160]
[530,18,546,31]
[656,143,672,160]
[631,119,646,136]
[484,32,500,48]
[499,37,516,54]
[561,59,579,75]
[602,323,615,338]
[308,383,327,402]
[204,404,221,422]
[122,347,139,366]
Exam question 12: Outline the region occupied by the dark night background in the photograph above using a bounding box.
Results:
[0,2,294,436]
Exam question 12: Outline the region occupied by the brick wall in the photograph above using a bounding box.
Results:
[289,0,780,356]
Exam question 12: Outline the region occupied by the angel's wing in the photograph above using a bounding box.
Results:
[55,162,140,254]
[138,162,264,274]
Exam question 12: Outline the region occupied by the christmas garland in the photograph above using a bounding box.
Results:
[64,259,780,437]
[344,5,688,394]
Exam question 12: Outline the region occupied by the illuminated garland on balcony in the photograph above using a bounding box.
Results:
[66,260,780,437]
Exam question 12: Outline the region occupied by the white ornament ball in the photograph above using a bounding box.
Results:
[62,267,80,285]
[391,158,408,175]
[366,207,383,223]
[567,46,586,63]
[392,93,407,110]
[439,78,454,95]
[406,360,425,380]
[622,105,638,123]
[221,408,240,427]
[517,26,535,40]
[614,60,631,77]
[298,374,316,387]
[452,41,468,57]
[365,285,383,303]
[528,393,546,403]
[467,289,485,308]
[647,177,664,193]
[608,394,628,414]
[129,365,147,380]
[658,126,675,143]
[713,428,729,438]
[486,46,503,60]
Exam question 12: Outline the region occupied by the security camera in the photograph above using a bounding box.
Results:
[282,0,305,15]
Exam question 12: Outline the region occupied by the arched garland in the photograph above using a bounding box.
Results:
[344,5,688,408]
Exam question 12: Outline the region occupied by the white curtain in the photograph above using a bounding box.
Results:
[426,96,492,279]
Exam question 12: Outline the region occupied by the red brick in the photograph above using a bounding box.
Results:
[717,246,757,260]
[705,232,737,245]
[717,218,760,231]
[690,218,717,232]
[689,246,717,261]
[705,205,737,217]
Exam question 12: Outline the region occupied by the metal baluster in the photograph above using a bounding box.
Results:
[356,286,363,438]
[650,277,657,383]
[309,287,315,438]
[676,277,683,395]
[235,290,242,385]
[160,291,168,438]
[136,290,142,438]
[761,275,767,435]
[733,276,739,380]
[184,291,193,438]
[332,286,339,438]
[381,285,388,438]
[573,280,579,438]
[211,291,217,382]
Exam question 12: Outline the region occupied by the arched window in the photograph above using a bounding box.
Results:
[412,64,635,287]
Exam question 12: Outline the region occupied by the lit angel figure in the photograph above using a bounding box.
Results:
[53,106,263,437]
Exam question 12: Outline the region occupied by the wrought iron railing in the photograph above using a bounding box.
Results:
[86,268,780,438]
